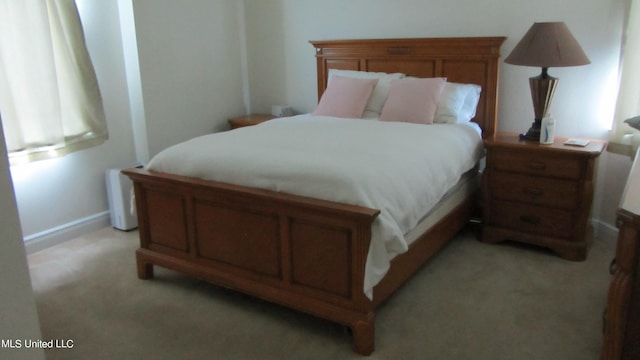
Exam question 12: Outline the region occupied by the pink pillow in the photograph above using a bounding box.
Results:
[312,76,378,118]
[379,77,446,124]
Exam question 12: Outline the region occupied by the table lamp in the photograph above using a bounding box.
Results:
[505,22,590,141]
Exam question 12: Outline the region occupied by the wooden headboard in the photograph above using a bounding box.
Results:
[310,37,506,138]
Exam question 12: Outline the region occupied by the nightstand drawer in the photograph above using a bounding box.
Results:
[488,200,574,239]
[491,150,583,180]
[489,171,580,210]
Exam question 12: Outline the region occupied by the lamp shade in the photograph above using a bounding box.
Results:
[505,22,590,68]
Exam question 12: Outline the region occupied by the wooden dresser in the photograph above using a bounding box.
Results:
[481,132,606,261]
[601,148,640,360]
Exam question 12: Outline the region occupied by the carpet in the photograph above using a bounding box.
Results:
[26,226,613,359]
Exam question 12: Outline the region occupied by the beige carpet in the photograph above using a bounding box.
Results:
[27,226,613,360]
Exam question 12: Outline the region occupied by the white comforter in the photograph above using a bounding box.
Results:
[147,115,484,298]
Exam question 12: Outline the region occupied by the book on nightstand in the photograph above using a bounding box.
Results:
[564,138,590,147]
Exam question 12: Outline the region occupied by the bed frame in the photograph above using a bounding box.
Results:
[123,37,505,355]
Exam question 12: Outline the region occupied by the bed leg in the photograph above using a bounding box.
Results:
[138,262,154,279]
[351,313,375,356]
[136,252,154,280]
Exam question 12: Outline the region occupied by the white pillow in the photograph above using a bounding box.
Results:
[328,69,405,118]
[460,84,481,121]
[434,82,482,124]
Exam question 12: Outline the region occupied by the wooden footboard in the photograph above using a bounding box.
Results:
[124,167,477,355]
[123,168,381,355]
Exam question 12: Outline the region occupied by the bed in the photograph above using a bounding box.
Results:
[122,37,505,355]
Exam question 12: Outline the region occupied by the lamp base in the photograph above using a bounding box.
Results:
[522,119,542,141]
[522,68,557,142]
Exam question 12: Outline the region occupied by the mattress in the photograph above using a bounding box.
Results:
[146,115,484,297]
[405,167,479,246]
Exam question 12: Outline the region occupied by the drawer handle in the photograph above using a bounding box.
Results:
[609,258,617,275]
[519,215,541,224]
[526,162,547,171]
[522,187,543,198]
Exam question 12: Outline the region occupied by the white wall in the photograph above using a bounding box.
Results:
[132,0,247,157]
[243,0,629,237]
[0,120,44,360]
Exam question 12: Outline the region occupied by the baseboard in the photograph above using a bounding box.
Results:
[592,219,618,248]
[24,211,111,254]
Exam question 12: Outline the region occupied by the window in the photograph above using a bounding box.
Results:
[0,0,107,166]
[609,0,640,156]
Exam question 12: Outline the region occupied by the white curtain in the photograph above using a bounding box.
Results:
[0,0,107,166]
[609,0,640,156]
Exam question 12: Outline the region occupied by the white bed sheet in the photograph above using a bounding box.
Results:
[147,115,484,298]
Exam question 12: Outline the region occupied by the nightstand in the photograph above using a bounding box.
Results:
[481,132,606,261]
[228,114,277,129]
